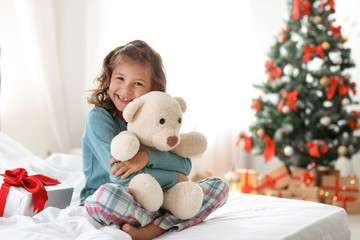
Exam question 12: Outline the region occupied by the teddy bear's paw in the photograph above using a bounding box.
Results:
[129,173,164,212]
[162,181,204,220]
[111,131,140,160]
[171,132,207,157]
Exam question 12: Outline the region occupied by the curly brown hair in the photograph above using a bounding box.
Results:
[88,40,167,114]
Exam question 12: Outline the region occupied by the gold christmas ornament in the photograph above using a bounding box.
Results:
[322,41,330,51]
[257,128,265,138]
[319,76,330,87]
[282,105,291,114]
[284,145,294,157]
[312,16,322,25]
[320,116,331,126]
[342,98,350,106]
[337,145,347,156]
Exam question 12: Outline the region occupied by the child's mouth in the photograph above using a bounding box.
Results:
[118,95,133,104]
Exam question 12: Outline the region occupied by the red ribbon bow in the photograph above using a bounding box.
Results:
[277,89,298,112]
[320,0,335,9]
[292,170,315,186]
[235,131,252,153]
[263,136,275,162]
[329,24,343,41]
[291,0,311,19]
[265,59,281,83]
[349,111,360,131]
[304,140,328,158]
[302,44,325,63]
[0,168,61,217]
[326,76,343,100]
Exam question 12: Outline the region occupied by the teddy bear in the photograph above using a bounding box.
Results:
[110,91,207,220]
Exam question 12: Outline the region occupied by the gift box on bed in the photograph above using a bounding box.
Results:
[321,174,359,202]
[290,167,316,188]
[0,168,74,217]
[257,164,291,194]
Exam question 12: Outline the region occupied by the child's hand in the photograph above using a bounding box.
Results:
[109,151,150,179]
[176,172,189,183]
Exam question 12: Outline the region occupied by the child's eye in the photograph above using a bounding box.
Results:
[116,77,124,81]
[135,82,144,86]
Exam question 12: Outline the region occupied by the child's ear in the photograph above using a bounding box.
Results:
[123,99,145,122]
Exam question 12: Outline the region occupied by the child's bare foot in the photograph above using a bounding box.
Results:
[121,223,165,240]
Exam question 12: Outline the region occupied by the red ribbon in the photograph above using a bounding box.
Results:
[322,176,359,198]
[265,59,281,83]
[291,170,315,186]
[277,89,298,112]
[326,76,343,100]
[339,82,356,97]
[320,0,334,9]
[349,111,360,131]
[302,44,325,63]
[304,140,328,158]
[0,168,60,217]
[241,171,256,194]
[235,131,252,153]
[326,76,356,100]
[263,136,275,162]
[329,24,343,41]
[291,0,311,19]
[335,196,356,211]
[257,171,290,191]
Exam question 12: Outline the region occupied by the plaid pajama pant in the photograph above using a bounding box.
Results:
[84,177,229,231]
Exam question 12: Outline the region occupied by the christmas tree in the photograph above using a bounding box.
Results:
[238,0,360,169]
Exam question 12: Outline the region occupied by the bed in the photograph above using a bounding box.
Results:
[0,132,351,239]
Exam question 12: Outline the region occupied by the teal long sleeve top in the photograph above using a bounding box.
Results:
[80,107,192,203]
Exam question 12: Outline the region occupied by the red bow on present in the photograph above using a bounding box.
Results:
[0,168,61,217]
[291,0,311,19]
[302,44,325,63]
[235,131,252,153]
[265,59,281,83]
[277,89,298,112]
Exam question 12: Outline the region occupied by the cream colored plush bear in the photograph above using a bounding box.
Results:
[111,91,207,220]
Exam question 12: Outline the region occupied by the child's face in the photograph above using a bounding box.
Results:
[109,59,152,113]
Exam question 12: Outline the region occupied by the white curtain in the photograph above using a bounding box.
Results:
[1,0,360,178]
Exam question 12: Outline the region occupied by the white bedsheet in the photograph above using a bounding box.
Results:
[0,132,351,239]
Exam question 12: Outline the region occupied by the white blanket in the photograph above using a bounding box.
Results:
[0,132,351,240]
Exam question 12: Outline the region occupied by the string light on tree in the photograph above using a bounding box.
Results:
[320,116,331,126]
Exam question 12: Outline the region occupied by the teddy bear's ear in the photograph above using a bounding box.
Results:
[123,98,145,123]
[173,97,187,113]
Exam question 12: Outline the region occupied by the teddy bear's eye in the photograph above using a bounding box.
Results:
[178,118,182,124]
[159,118,165,124]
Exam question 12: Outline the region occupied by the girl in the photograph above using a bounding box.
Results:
[81,40,229,240]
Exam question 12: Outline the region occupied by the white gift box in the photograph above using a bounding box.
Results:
[1,176,74,217]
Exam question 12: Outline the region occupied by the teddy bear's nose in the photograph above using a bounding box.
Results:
[167,136,178,147]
